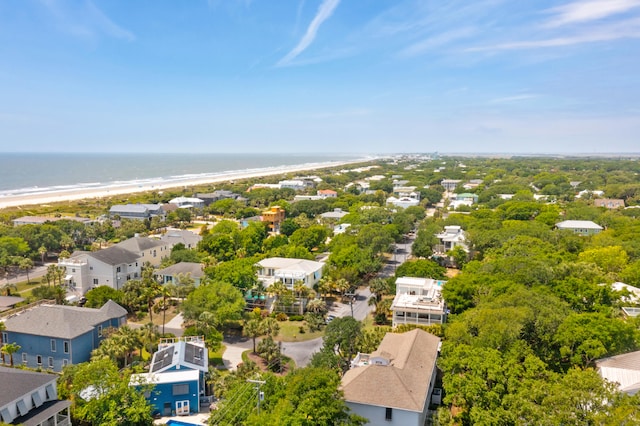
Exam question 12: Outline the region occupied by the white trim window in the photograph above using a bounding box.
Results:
[50,339,56,352]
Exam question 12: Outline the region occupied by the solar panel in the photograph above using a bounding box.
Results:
[184,343,205,367]
[150,346,175,372]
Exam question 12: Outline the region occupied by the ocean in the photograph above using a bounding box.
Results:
[0,153,366,198]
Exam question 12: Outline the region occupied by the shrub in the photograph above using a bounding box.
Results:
[276,312,288,321]
[289,315,304,321]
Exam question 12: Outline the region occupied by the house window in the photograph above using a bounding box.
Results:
[127,275,131,280]
[1,332,7,343]
[50,339,56,352]
[37,355,42,365]
[64,341,70,354]
[93,278,99,285]
[72,268,76,273]
[98,325,103,337]
[153,250,157,257]
[48,357,54,369]
[116,266,121,273]
[172,384,189,396]
[22,353,27,364]
[385,407,393,421]
[62,359,68,367]
[90,266,93,270]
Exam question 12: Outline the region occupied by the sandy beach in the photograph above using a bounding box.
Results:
[0,159,369,210]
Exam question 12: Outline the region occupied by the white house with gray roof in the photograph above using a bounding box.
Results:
[109,203,165,220]
[59,246,141,295]
[256,257,324,291]
[342,329,441,426]
[2,301,126,372]
[0,366,71,425]
[555,220,603,236]
[115,236,171,267]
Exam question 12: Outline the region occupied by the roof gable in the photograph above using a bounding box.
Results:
[89,246,139,265]
[342,329,440,412]
[4,301,126,339]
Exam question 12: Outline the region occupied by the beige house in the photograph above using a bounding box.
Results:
[342,329,441,426]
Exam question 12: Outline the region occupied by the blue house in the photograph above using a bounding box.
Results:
[131,336,209,417]
[1,300,127,372]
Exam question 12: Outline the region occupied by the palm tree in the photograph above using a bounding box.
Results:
[315,277,333,300]
[261,317,280,338]
[369,278,391,303]
[139,323,159,358]
[38,246,47,264]
[0,322,6,364]
[243,318,264,353]
[293,280,309,315]
[306,298,327,315]
[267,281,288,313]
[334,278,351,301]
[46,264,58,287]
[1,342,21,367]
[158,285,172,335]
[19,258,34,284]
[53,285,66,305]
[1,282,17,296]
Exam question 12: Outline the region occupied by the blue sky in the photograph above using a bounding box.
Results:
[1,0,639,154]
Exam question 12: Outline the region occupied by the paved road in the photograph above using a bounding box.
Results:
[1,263,51,287]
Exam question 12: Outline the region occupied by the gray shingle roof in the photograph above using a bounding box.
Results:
[3,301,126,339]
[0,366,57,407]
[115,236,167,254]
[89,246,139,265]
[342,329,440,412]
[157,262,204,279]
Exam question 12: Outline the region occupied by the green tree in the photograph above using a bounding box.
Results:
[0,342,20,367]
[62,357,153,426]
[323,316,362,373]
[84,286,124,308]
[182,281,245,326]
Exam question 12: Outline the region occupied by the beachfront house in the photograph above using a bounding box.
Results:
[0,366,71,425]
[12,216,93,226]
[391,277,448,327]
[130,336,209,417]
[168,197,205,209]
[2,301,127,372]
[341,329,441,426]
[109,204,165,220]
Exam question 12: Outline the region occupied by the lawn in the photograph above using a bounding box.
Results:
[275,320,325,342]
[129,305,179,328]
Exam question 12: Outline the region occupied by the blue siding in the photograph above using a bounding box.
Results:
[5,317,124,372]
[144,379,200,416]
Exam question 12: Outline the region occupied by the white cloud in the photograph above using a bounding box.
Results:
[39,0,134,41]
[398,27,476,57]
[467,17,640,51]
[86,1,135,41]
[277,0,340,66]
[488,94,539,104]
[545,0,640,27]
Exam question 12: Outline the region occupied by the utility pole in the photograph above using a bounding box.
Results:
[345,292,355,317]
[247,379,266,415]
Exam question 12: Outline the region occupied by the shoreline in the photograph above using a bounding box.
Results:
[0,158,372,210]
